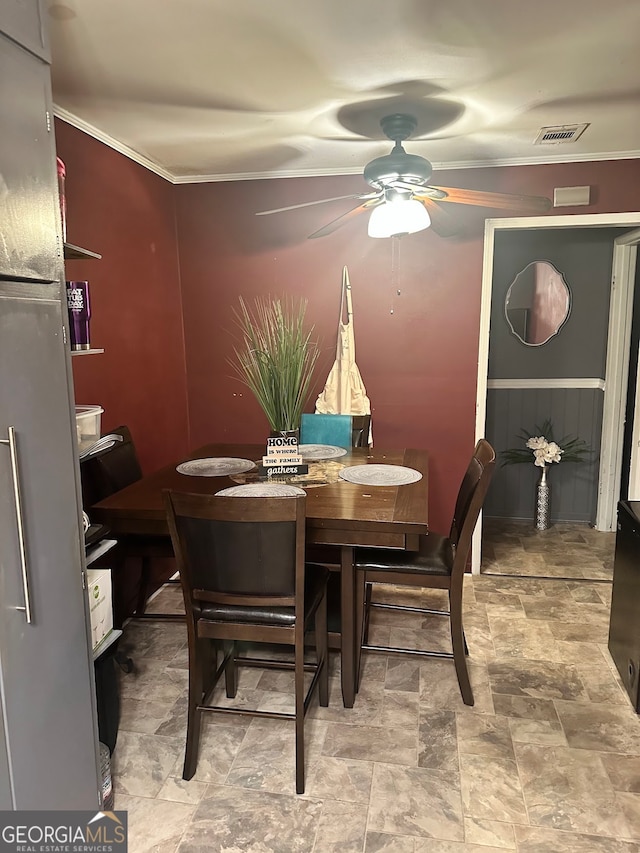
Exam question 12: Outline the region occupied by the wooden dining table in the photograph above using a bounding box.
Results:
[90,442,429,708]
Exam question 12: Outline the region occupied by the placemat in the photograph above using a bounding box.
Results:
[339,464,422,486]
[216,483,306,497]
[176,457,256,477]
[298,444,348,461]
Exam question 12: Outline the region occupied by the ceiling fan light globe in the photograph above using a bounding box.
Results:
[368,198,431,238]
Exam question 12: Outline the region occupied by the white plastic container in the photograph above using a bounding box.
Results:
[75,405,104,453]
[86,567,113,651]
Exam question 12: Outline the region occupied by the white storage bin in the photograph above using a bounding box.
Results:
[75,405,104,453]
[87,568,113,651]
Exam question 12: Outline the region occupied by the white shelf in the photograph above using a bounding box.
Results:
[64,243,101,260]
[92,629,122,661]
[71,348,104,356]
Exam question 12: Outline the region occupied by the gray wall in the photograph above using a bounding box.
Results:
[488,228,619,380]
[486,387,603,522]
[484,227,625,524]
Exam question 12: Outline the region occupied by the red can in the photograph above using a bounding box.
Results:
[56,156,67,242]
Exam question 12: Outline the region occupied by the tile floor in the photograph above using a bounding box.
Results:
[481,518,615,582]
[111,522,640,853]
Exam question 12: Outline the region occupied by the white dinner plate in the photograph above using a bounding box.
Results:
[216,483,306,497]
[339,464,422,486]
[298,444,348,461]
[176,457,256,477]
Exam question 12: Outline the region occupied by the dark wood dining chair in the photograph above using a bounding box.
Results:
[80,425,179,623]
[351,414,371,448]
[163,489,329,794]
[79,425,141,506]
[355,439,496,706]
[303,412,372,644]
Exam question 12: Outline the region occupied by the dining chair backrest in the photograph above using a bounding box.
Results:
[351,414,371,448]
[356,438,495,707]
[162,488,326,794]
[164,491,306,609]
[300,413,353,449]
[449,438,496,565]
[80,425,142,508]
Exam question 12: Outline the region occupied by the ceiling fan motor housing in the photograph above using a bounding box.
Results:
[364,113,432,190]
[364,149,432,189]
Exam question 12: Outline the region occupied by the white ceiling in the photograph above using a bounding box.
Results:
[47,0,640,184]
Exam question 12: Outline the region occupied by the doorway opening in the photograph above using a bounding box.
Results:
[473,213,640,577]
[480,519,616,582]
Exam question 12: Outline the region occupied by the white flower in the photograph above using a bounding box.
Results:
[544,442,563,463]
[526,436,547,450]
[526,435,564,466]
[533,448,548,467]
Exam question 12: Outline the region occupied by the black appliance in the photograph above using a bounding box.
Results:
[608,500,640,710]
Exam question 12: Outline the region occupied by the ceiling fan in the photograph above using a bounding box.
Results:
[256,113,552,239]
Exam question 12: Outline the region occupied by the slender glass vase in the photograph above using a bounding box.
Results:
[534,465,551,530]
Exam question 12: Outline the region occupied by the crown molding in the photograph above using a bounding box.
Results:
[53,106,175,182]
[54,106,640,185]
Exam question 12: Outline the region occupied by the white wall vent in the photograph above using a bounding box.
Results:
[553,186,591,207]
[534,123,589,144]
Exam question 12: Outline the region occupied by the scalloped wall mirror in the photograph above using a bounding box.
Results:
[504,260,571,346]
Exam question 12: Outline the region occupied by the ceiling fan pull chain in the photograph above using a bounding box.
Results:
[390,236,400,314]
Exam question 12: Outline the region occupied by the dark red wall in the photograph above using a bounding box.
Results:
[175,159,640,530]
[55,120,190,474]
[54,115,640,531]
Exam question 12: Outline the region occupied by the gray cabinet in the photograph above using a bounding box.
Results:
[0,2,101,810]
[0,29,60,282]
[0,0,49,61]
[0,293,101,808]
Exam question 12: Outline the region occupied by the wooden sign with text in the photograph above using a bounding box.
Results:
[259,435,308,477]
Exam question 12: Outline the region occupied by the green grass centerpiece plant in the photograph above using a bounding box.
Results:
[231,296,319,434]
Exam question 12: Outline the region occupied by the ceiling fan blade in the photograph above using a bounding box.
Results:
[427,186,552,213]
[256,193,379,216]
[419,198,460,239]
[308,198,383,239]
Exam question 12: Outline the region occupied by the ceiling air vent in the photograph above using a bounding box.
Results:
[534,123,589,144]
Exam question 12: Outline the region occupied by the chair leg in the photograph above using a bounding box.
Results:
[202,638,218,694]
[294,632,306,794]
[135,556,152,615]
[355,568,367,692]
[183,636,206,780]
[450,592,474,706]
[362,581,373,646]
[315,595,329,707]
[224,641,238,698]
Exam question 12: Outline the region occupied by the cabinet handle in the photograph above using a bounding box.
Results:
[0,427,33,623]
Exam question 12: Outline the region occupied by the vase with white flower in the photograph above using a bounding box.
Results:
[501,419,591,530]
